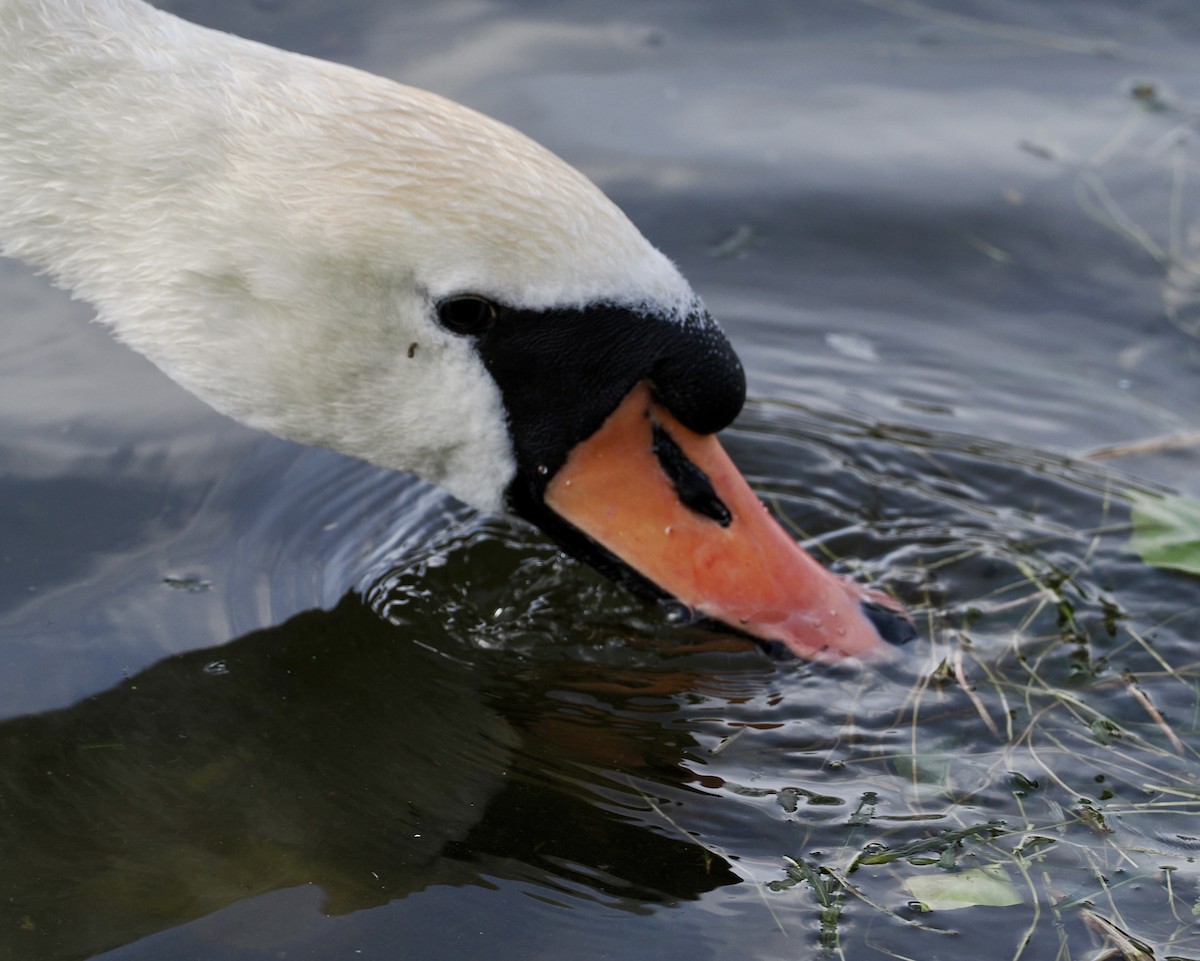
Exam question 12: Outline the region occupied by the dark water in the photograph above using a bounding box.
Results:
[3,1,1200,959]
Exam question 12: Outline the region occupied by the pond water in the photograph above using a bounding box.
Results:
[2,0,1200,959]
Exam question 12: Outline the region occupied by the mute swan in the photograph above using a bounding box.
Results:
[0,0,912,660]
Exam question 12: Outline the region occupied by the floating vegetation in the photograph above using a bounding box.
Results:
[670,408,1200,960]
[748,535,1200,958]
[1130,493,1200,577]
[161,575,212,593]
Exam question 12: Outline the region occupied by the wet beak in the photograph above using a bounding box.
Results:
[544,382,911,662]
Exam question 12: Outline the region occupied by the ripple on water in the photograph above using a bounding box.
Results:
[349,397,1200,957]
[3,390,1197,960]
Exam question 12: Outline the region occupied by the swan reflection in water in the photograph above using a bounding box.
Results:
[0,593,742,960]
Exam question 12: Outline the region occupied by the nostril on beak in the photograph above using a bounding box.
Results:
[651,422,731,526]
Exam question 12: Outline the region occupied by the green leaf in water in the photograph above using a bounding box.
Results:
[1089,717,1118,746]
[904,864,1023,911]
[1130,493,1200,576]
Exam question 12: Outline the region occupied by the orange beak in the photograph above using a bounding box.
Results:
[544,382,909,662]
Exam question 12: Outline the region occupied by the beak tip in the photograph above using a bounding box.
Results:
[860,600,918,648]
[740,592,915,665]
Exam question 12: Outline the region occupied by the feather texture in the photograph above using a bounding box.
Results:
[0,0,697,509]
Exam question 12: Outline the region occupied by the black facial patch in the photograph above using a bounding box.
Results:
[463,301,743,592]
[468,302,745,520]
[651,422,731,526]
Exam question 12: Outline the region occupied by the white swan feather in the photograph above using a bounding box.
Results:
[0,0,698,510]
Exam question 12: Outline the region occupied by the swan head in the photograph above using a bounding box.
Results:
[0,10,912,660]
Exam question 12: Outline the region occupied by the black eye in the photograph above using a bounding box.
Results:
[437,296,497,335]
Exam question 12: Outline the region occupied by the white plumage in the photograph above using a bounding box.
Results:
[0,0,697,510]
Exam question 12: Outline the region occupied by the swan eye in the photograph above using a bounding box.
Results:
[437,296,497,336]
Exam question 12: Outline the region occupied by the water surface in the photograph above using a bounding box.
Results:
[2,1,1199,959]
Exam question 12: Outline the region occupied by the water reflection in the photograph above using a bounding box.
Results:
[4,404,1198,961]
[0,593,740,961]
